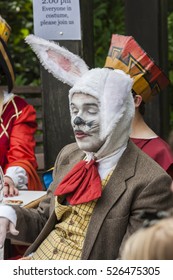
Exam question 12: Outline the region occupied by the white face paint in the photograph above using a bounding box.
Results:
[70,92,105,152]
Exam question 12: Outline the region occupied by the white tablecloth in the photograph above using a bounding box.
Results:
[0,190,46,207]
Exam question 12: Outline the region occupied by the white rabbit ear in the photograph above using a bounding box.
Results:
[25,34,89,86]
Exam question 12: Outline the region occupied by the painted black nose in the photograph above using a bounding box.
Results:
[73,116,85,125]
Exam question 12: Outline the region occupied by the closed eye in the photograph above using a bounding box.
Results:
[87,110,98,115]
[71,106,79,115]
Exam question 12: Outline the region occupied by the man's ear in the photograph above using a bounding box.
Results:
[134,94,143,108]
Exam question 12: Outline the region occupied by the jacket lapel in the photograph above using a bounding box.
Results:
[26,141,139,258]
[81,140,139,259]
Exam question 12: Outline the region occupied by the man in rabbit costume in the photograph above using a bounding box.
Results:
[0,35,173,260]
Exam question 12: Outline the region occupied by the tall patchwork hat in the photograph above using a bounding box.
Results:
[104,34,170,103]
[0,15,15,92]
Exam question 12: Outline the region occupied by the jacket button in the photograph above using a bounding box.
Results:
[69,220,74,225]
[53,248,58,254]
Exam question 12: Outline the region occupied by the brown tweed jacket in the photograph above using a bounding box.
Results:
[10,140,173,259]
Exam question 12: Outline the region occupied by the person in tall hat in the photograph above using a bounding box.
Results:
[105,34,173,179]
[0,16,42,197]
[0,34,172,260]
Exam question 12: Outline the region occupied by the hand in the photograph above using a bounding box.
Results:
[3,177,19,197]
[0,217,19,248]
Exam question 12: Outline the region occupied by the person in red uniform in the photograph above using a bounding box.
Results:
[105,34,173,179]
[130,92,173,179]
[0,16,42,196]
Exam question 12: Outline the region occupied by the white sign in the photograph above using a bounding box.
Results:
[33,0,81,40]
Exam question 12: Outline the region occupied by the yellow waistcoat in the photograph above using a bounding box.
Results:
[31,172,113,260]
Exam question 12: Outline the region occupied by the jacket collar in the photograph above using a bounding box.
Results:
[81,140,139,259]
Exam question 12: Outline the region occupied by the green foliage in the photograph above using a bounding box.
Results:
[0,0,125,86]
[93,0,125,67]
[0,0,172,106]
[0,0,40,86]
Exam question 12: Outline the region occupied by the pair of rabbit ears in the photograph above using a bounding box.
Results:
[25,35,134,141]
[25,34,89,86]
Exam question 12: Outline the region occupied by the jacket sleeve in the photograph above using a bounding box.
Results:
[5,104,38,171]
[118,173,173,258]
[6,144,70,244]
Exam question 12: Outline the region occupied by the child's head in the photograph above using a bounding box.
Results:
[122,217,173,260]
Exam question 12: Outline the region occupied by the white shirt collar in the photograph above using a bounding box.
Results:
[85,143,127,180]
[2,90,14,105]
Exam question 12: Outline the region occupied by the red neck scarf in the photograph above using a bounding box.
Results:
[54,159,102,205]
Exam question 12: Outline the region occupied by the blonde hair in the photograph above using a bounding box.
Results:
[121,218,173,260]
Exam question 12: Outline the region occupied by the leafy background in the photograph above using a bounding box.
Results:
[0,0,173,127]
[0,0,39,85]
[93,0,125,67]
[0,0,125,85]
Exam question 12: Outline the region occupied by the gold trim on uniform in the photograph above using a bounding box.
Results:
[0,96,22,138]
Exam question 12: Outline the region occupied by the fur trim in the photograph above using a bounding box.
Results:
[69,68,134,140]
[99,69,134,139]
[69,68,107,101]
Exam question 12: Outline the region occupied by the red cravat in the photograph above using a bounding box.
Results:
[54,159,102,205]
